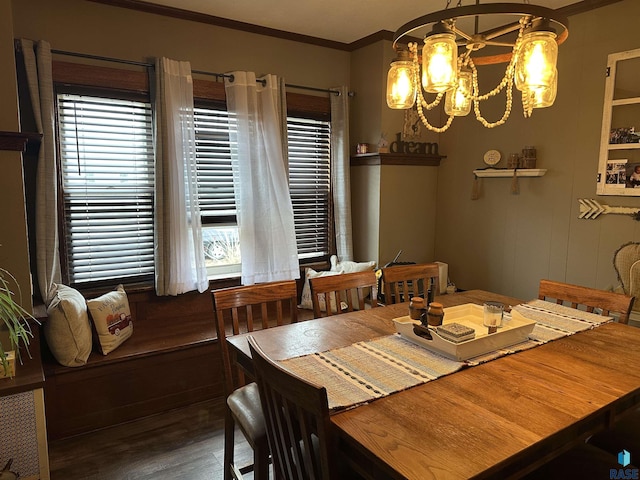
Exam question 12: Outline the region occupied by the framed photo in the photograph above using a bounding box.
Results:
[599,159,640,195]
[605,159,627,187]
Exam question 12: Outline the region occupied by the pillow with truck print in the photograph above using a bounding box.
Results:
[86,284,133,355]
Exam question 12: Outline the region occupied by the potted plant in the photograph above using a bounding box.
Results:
[0,267,36,378]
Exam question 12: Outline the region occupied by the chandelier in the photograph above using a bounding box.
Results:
[386,2,569,132]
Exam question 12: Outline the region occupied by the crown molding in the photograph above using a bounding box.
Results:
[86,0,352,51]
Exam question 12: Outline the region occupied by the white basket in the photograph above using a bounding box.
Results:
[393,304,535,361]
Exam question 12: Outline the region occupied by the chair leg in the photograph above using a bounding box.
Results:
[223,405,236,480]
[253,434,270,480]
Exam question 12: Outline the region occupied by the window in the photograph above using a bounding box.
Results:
[193,105,241,272]
[55,70,332,286]
[194,105,331,273]
[287,117,331,259]
[57,93,155,286]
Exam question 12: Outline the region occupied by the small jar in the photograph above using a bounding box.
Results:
[427,302,445,326]
[409,297,426,320]
[507,153,520,169]
[521,146,536,169]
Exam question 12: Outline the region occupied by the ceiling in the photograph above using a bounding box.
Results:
[131,0,580,45]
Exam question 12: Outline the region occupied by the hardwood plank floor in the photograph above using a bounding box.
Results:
[48,398,256,480]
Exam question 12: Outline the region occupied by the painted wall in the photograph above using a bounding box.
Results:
[434,0,640,300]
[349,39,441,266]
[0,0,32,312]
[11,0,350,90]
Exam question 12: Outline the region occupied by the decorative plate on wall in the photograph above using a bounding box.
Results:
[483,149,501,166]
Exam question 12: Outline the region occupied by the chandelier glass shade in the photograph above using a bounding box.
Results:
[386,2,569,132]
[386,50,417,109]
[422,31,458,93]
[445,68,473,116]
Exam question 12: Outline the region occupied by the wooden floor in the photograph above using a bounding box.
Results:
[47,398,256,480]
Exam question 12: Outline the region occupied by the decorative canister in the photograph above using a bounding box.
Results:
[521,145,536,168]
[507,153,520,169]
[427,302,445,326]
[409,297,426,320]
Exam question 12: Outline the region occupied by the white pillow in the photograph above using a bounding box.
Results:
[86,284,133,355]
[330,255,376,273]
[299,268,343,311]
[45,284,92,367]
[330,256,378,307]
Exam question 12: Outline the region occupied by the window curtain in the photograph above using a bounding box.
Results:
[19,39,61,305]
[154,57,208,296]
[224,72,299,285]
[330,86,353,261]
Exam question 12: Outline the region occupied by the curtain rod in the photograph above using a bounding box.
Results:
[50,48,353,96]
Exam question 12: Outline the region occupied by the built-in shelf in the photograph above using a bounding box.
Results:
[0,131,42,152]
[351,152,445,166]
[473,168,547,178]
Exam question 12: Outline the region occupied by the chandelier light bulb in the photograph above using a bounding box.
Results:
[422,31,458,93]
[387,59,416,109]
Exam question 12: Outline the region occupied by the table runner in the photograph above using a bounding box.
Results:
[280,300,613,411]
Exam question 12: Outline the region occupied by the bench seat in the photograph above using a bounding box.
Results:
[41,285,316,441]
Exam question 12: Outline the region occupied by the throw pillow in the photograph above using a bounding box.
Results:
[45,284,93,367]
[86,284,133,355]
[329,255,376,273]
[330,255,378,307]
[299,267,343,312]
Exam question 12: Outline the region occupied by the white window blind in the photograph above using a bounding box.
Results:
[194,106,236,221]
[57,94,155,285]
[287,117,331,259]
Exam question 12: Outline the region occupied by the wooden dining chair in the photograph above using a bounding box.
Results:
[247,335,339,480]
[381,263,440,305]
[538,278,634,324]
[507,279,637,479]
[538,276,640,464]
[309,270,378,318]
[212,280,299,480]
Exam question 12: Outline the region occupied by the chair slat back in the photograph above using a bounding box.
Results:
[309,270,378,318]
[212,280,298,395]
[381,263,440,305]
[538,279,634,324]
[248,336,337,480]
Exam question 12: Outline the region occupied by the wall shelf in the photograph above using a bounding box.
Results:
[473,168,547,178]
[351,152,444,167]
[0,131,42,152]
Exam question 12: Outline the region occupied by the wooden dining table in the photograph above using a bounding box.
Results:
[226,290,640,479]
